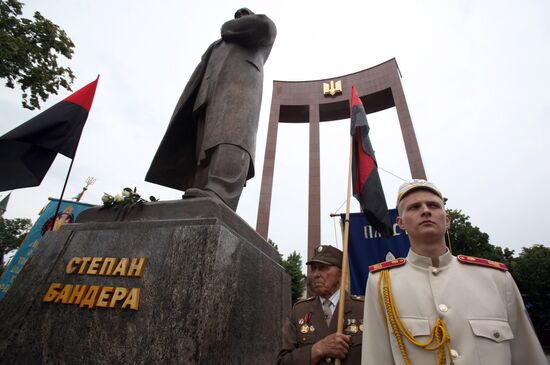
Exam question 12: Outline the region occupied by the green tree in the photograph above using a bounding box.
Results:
[268,239,305,305]
[0,217,31,270]
[446,209,509,262]
[268,238,283,264]
[1,0,75,110]
[282,251,306,304]
[511,245,550,331]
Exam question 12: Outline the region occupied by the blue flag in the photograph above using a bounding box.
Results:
[0,198,93,300]
[344,209,410,295]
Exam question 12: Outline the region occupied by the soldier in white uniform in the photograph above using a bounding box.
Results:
[361,179,546,365]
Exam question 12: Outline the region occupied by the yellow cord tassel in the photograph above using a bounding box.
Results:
[377,270,453,365]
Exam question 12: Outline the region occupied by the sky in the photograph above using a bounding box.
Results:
[1,0,549,264]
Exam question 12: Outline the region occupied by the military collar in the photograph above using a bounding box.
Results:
[407,248,453,269]
[318,290,354,313]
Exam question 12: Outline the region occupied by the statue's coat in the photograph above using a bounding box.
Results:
[146,14,276,191]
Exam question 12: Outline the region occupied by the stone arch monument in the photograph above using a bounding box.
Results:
[256,58,427,261]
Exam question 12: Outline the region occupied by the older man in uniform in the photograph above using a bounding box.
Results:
[277,245,364,365]
[361,179,546,364]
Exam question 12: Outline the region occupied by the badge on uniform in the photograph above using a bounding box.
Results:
[298,312,314,333]
[345,318,364,334]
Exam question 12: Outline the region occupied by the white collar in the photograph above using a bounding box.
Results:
[320,288,341,307]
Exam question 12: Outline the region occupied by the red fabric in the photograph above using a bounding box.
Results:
[350,85,363,108]
[348,85,392,237]
[64,76,99,112]
[355,131,375,193]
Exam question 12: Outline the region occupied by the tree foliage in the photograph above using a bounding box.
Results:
[0,217,31,259]
[511,245,550,331]
[446,209,550,332]
[282,251,306,304]
[268,239,305,305]
[0,0,75,109]
[446,209,511,263]
[267,239,283,264]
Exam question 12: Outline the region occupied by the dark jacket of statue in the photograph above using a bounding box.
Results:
[145,14,277,191]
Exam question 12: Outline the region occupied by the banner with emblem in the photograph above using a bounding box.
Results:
[0,198,94,300]
[343,209,410,295]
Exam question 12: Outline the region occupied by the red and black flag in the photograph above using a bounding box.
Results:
[350,85,392,237]
[0,77,99,192]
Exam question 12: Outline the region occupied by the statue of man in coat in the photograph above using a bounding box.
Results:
[146,8,277,211]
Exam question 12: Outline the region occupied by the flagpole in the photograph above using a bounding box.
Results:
[335,135,354,365]
[47,75,99,232]
[49,157,75,231]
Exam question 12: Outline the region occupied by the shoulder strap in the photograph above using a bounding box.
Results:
[369,258,406,273]
[457,255,508,271]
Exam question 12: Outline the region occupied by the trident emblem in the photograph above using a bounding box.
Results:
[322,80,343,96]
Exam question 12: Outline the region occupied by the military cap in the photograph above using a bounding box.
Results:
[306,245,343,269]
[396,179,444,207]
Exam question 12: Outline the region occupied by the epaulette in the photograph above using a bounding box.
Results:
[350,295,364,302]
[457,255,508,271]
[369,258,407,273]
[294,296,316,306]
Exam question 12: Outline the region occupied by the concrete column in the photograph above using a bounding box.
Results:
[391,72,427,179]
[256,90,280,239]
[308,104,321,261]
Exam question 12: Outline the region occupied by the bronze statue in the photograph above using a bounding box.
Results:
[146,8,277,211]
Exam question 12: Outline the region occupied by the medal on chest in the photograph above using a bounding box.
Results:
[298,312,315,333]
[345,318,364,334]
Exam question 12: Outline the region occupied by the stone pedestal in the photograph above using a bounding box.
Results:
[0,198,290,364]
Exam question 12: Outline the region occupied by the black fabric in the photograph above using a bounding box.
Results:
[0,101,88,191]
[350,94,392,238]
[360,171,392,237]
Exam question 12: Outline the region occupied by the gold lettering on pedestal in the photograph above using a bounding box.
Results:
[43,283,63,302]
[87,257,103,275]
[68,285,87,304]
[80,285,101,308]
[54,284,73,304]
[109,287,128,308]
[121,288,141,310]
[77,257,92,274]
[99,258,117,275]
[44,256,148,311]
[65,257,147,277]
[127,258,147,277]
[66,258,81,274]
[111,258,129,276]
[95,287,114,308]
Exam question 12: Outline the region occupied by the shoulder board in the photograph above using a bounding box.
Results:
[294,296,316,305]
[369,258,407,273]
[350,295,364,302]
[457,255,508,271]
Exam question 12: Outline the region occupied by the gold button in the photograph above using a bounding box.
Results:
[432,268,439,275]
[438,304,448,312]
[493,331,500,339]
[450,349,459,359]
